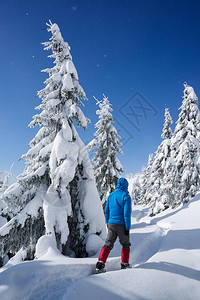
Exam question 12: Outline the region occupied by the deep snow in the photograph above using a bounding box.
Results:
[0,194,200,300]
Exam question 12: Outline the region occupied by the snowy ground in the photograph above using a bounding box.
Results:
[0,194,200,300]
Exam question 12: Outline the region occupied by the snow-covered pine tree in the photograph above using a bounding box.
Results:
[160,109,177,208]
[0,21,106,262]
[128,172,141,205]
[137,154,154,205]
[149,108,176,215]
[171,84,200,205]
[138,166,147,204]
[0,166,14,267]
[87,95,124,204]
[142,153,154,205]
[0,164,14,196]
[0,165,14,216]
[161,108,173,140]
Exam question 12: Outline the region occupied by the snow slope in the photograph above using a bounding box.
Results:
[0,194,200,300]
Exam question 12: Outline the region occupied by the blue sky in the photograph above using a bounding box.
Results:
[1,0,200,179]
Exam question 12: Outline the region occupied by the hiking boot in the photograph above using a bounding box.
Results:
[121,262,132,269]
[96,261,106,273]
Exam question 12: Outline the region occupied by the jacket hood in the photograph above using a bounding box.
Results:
[116,178,129,192]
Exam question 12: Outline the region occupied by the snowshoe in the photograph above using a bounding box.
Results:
[95,261,106,274]
[121,262,132,269]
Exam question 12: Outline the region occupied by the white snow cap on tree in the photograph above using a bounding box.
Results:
[0,21,106,262]
[87,95,124,203]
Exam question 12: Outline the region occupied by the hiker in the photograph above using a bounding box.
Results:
[96,177,132,273]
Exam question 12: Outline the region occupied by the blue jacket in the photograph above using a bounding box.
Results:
[104,178,132,230]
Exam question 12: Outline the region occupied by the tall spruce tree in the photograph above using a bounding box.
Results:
[160,109,177,209]
[171,84,200,205]
[0,164,14,196]
[138,166,147,204]
[129,172,142,205]
[0,21,106,262]
[161,108,173,140]
[87,95,124,203]
[149,108,176,215]
[140,154,154,205]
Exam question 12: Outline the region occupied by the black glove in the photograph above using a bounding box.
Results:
[125,230,129,236]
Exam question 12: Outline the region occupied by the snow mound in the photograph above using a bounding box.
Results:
[0,194,200,300]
